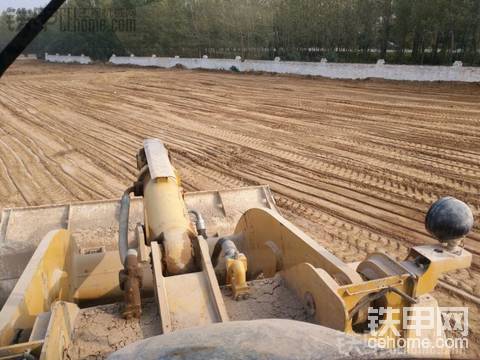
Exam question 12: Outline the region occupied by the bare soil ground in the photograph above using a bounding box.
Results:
[222,275,311,322]
[67,299,161,360]
[1,61,480,357]
[69,277,307,359]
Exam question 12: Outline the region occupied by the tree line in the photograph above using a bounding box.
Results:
[0,0,479,65]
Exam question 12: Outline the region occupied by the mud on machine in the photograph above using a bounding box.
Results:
[0,139,473,359]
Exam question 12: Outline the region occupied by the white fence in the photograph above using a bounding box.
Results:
[17,54,38,60]
[108,55,480,82]
[42,53,480,82]
[45,53,92,65]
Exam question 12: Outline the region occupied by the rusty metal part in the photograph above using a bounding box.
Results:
[0,195,472,358]
[119,250,143,319]
[0,185,277,307]
[0,138,473,358]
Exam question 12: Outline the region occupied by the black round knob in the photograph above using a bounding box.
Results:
[425,197,474,242]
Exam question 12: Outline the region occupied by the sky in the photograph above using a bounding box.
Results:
[0,1,49,11]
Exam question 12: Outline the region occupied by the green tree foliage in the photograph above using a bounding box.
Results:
[0,0,479,65]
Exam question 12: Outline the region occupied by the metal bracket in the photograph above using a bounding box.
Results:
[143,139,176,180]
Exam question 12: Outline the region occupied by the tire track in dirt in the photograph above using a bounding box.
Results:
[1,61,480,356]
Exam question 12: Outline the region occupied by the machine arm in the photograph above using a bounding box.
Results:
[0,0,67,78]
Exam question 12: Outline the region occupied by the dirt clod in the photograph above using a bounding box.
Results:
[222,275,312,322]
[67,299,161,360]
[1,61,479,358]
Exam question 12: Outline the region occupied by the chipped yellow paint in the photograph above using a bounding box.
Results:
[0,229,73,346]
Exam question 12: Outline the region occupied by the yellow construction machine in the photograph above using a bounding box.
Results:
[0,2,475,359]
[0,139,473,359]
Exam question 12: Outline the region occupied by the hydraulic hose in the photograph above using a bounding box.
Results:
[119,187,134,266]
[188,209,208,239]
[211,237,239,268]
[211,235,249,299]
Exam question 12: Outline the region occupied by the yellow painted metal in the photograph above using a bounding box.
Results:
[195,237,230,323]
[0,151,472,359]
[0,229,73,346]
[282,259,462,355]
[143,174,196,275]
[356,293,450,358]
[339,274,412,332]
[0,185,277,307]
[0,340,43,359]
[72,251,125,302]
[143,175,192,242]
[151,236,229,333]
[164,272,221,331]
[226,255,249,300]
[401,295,450,358]
[283,263,348,331]
[151,242,173,334]
[235,207,471,355]
[407,245,472,297]
[234,208,363,285]
[40,301,79,360]
[283,265,411,334]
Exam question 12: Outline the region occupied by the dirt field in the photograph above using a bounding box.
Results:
[1,60,480,356]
